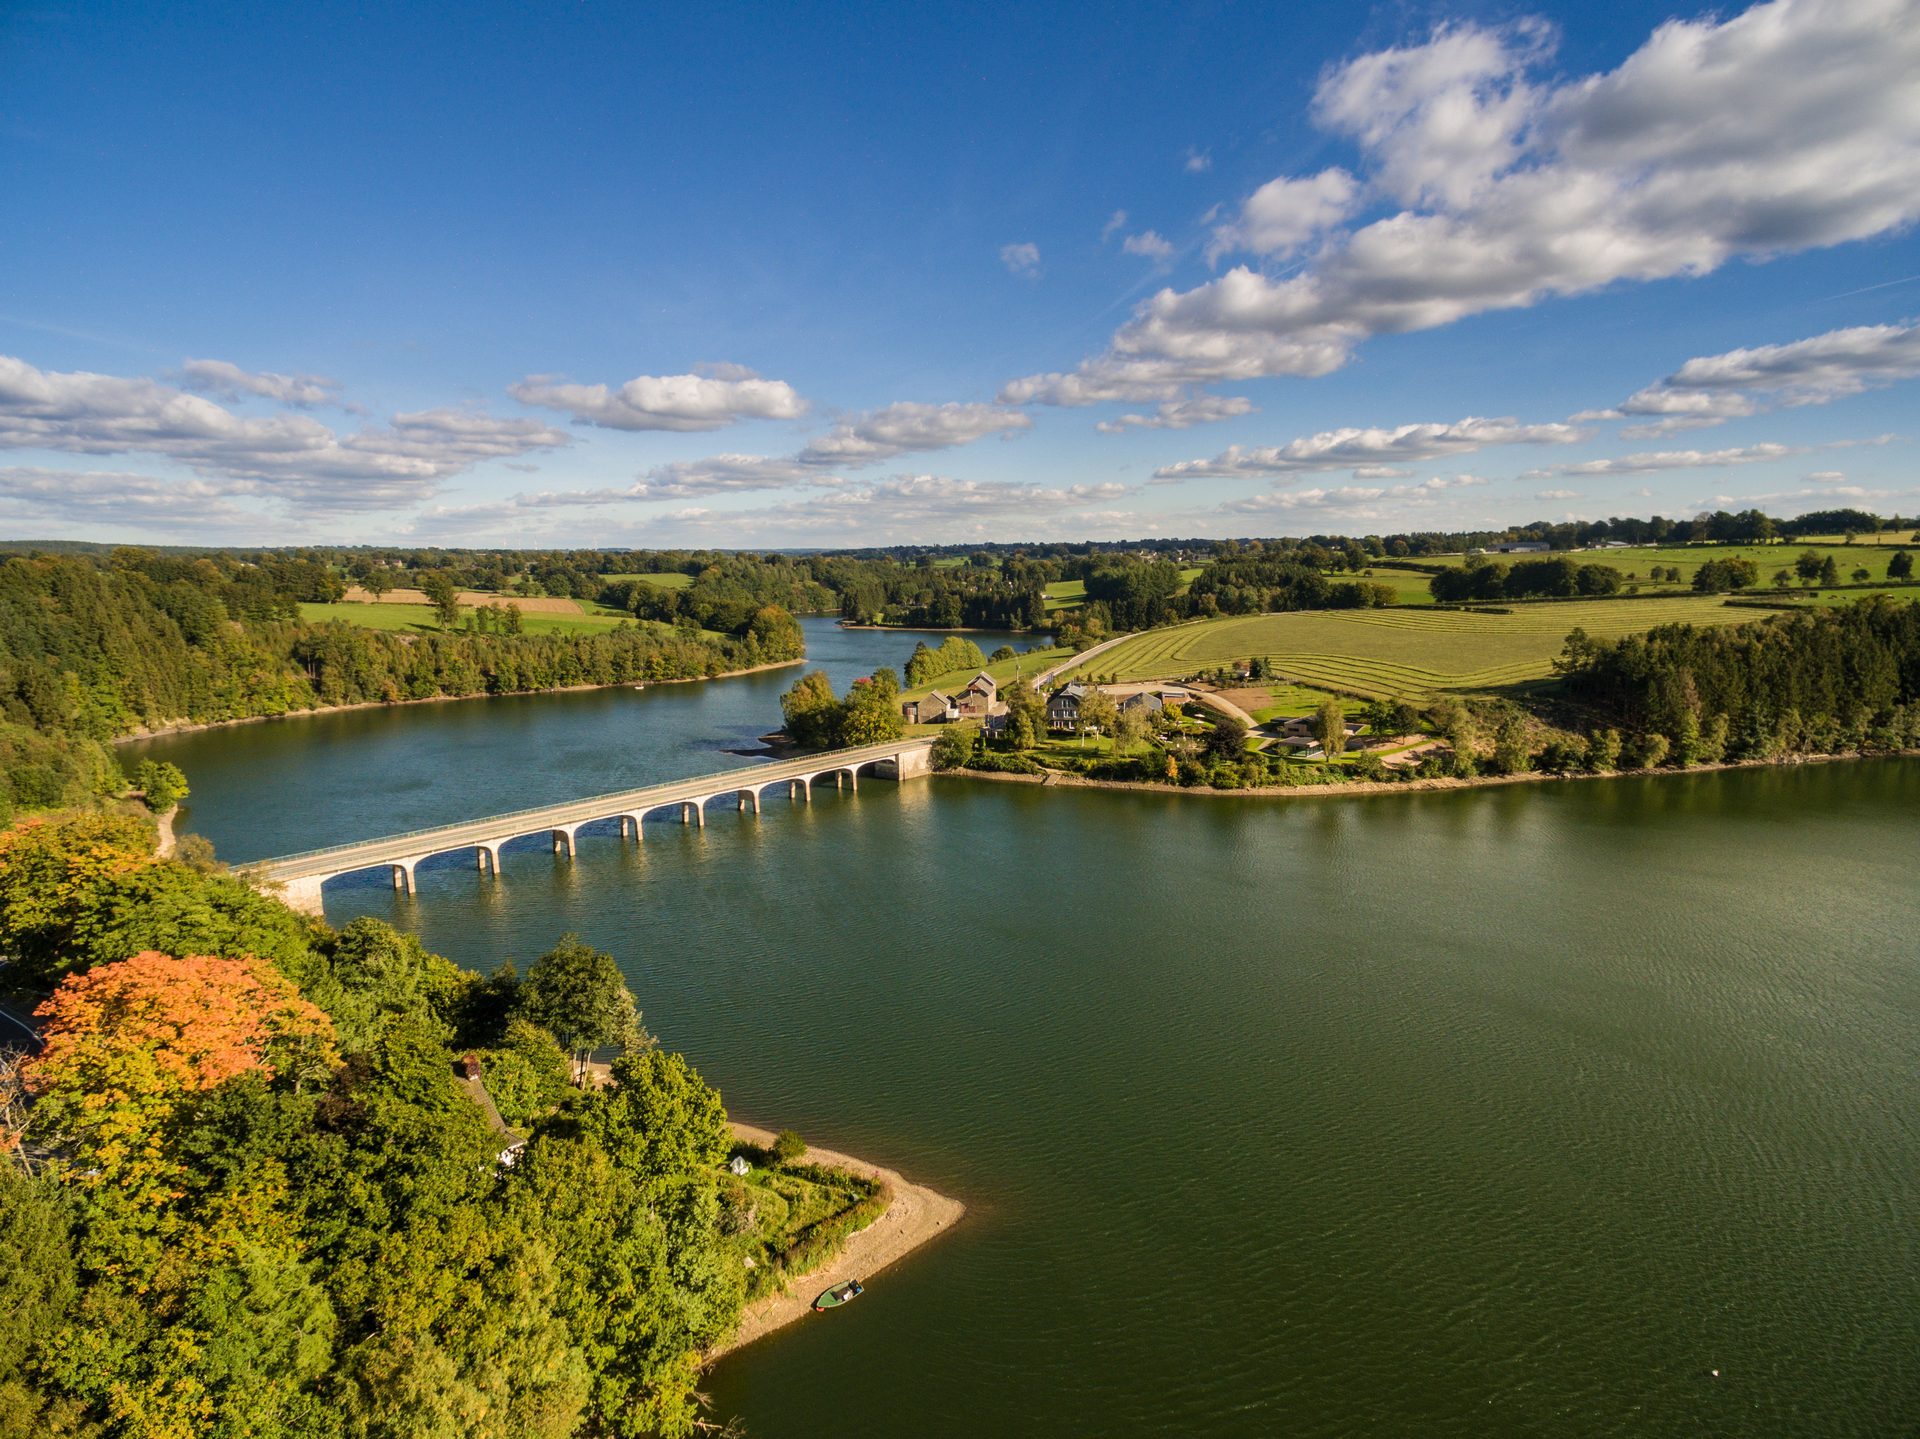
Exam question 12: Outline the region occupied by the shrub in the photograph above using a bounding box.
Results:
[929,727,973,771]
[772,1129,807,1165]
[134,760,189,812]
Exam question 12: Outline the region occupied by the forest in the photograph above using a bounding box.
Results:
[0,811,745,1437]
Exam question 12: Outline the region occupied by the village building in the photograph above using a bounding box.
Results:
[1046,682,1089,732]
[954,671,998,720]
[901,690,955,724]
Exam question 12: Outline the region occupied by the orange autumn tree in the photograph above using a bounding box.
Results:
[26,951,337,1219]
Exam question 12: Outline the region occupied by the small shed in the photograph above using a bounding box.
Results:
[728,1154,752,1177]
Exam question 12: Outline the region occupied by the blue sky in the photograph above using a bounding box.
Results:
[3,0,1918,546]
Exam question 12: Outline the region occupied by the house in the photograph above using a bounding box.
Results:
[728,1155,752,1177]
[1483,541,1551,554]
[1119,691,1164,719]
[1046,682,1088,732]
[955,671,998,719]
[901,690,955,724]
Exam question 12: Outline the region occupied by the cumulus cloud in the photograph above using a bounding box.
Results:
[1206,168,1359,261]
[1523,442,1800,478]
[1101,210,1129,242]
[1219,473,1488,515]
[796,401,1031,469]
[0,466,261,531]
[0,355,568,509]
[1154,415,1583,480]
[654,472,1140,542]
[176,359,341,408]
[630,454,839,500]
[1535,487,1581,500]
[509,368,805,432]
[1000,242,1042,277]
[1010,0,1920,399]
[1096,395,1255,433]
[1597,321,1920,435]
[1122,231,1176,267]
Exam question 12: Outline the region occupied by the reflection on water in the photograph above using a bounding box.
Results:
[125,650,1920,1436]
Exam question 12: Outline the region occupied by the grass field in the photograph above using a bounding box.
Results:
[1055,597,1760,701]
[300,600,640,636]
[909,644,1074,698]
[1424,542,1912,594]
[601,571,693,589]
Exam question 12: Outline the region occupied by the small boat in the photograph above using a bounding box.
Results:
[812,1280,864,1311]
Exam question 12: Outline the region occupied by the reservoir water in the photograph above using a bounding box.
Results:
[129,619,1920,1436]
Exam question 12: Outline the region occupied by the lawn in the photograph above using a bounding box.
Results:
[1355,567,1440,604]
[907,644,1075,699]
[1053,597,1760,701]
[300,600,640,636]
[1042,579,1086,613]
[600,571,694,589]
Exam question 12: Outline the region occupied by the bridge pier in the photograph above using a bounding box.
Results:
[620,813,644,842]
[391,858,417,894]
[551,827,575,859]
[680,801,704,827]
[737,788,761,815]
[790,778,809,804]
[476,840,504,876]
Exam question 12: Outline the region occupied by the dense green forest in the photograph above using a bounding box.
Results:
[0,812,745,1437]
[1557,597,1920,761]
[0,552,804,819]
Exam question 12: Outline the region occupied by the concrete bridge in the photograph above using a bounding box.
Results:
[252,736,936,914]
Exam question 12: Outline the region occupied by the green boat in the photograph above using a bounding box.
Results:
[812,1280,863,1311]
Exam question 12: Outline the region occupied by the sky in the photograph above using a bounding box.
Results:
[3,0,1919,548]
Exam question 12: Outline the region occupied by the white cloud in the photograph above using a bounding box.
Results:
[1220,473,1488,516]
[1803,469,1848,483]
[1122,230,1176,268]
[176,359,341,408]
[1000,242,1042,277]
[1184,147,1213,173]
[796,401,1031,469]
[1154,415,1583,479]
[1101,209,1129,242]
[1524,441,1800,478]
[1206,168,1359,261]
[1096,395,1255,433]
[656,472,1140,543]
[630,454,839,500]
[0,466,260,531]
[1013,0,1920,397]
[1535,487,1581,500]
[508,369,806,432]
[0,355,568,509]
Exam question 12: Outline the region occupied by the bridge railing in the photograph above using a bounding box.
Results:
[254,737,934,868]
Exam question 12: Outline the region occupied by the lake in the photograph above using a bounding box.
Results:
[130,619,1920,1436]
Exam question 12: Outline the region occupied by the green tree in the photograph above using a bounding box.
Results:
[1584,728,1622,773]
[0,1166,80,1439]
[135,759,189,812]
[780,671,843,749]
[1819,556,1840,586]
[1001,678,1045,750]
[839,669,905,746]
[523,935,644,1081]
[1492,713,1532,774]
[1889,550,1914,580]
[771,1129,807,1164]
[420,571,462,630]
[1075,687,1118,745]
[1795,549,1825,583]
[1313,698,1347,757]
[929,727,973,770]
[360,567,395,601]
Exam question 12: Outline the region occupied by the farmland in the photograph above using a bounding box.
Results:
[299,598,641,636]
[601,571,694,589]
[1057,597,1760,701]
[908,644,1073,699]
[1425,542,1913,592]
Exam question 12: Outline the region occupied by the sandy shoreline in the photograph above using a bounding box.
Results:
[112,658,804,741]
[706,1121,965,1363]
